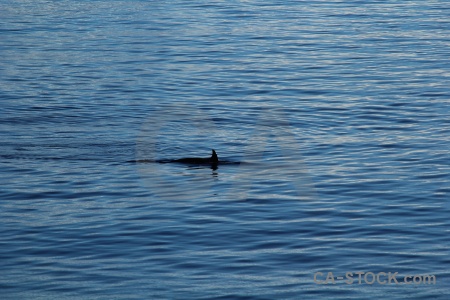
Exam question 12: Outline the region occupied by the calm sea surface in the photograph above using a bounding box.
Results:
[1,1,449,299]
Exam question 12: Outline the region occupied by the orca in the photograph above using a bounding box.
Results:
[130,149,241,169]
[173,149,218,166]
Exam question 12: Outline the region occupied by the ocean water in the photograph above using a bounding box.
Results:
[1,0,449,299]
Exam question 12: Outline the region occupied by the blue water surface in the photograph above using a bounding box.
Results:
[1,1,449,299]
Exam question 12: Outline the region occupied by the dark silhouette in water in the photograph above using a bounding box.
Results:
[131,149,240,170]
[128,149,243,170]
[172,149,218,166]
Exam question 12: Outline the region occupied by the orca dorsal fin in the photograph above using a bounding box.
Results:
[211,149,218,164]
